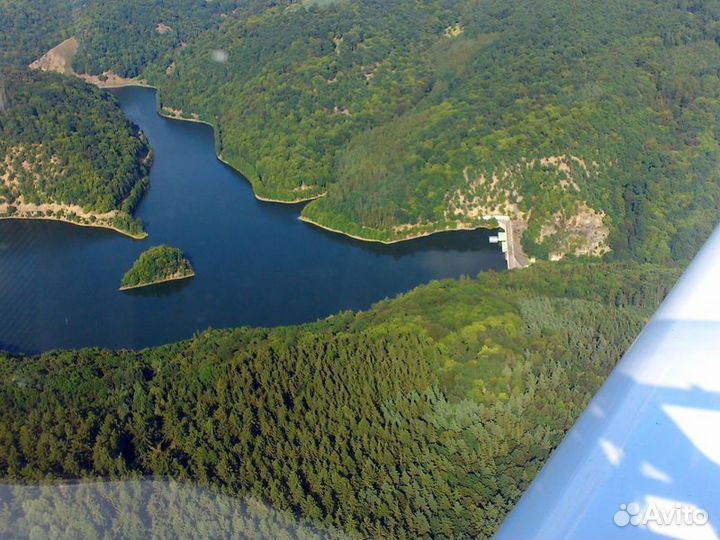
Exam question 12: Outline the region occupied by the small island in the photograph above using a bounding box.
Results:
[120,245,194,291]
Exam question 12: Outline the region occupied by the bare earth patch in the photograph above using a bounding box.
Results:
[0,144,146,239]
[162,106,200,121]
[29,37,79,76]
[29,36,148,88]
[539,202,611,261]
[445,155,611,264]
[444,24,464,38]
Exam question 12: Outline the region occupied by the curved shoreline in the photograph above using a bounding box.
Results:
[100,82,320,204]
[41,51,518,255]
[104,82,516,257]
[149,97,327,205]
[119,271,195,291]
[298,215,499,245]
[212,151,328,204]
[254,190,327,205]
[0,215,147,240]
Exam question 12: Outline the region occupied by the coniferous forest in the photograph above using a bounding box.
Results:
[0,263,678,538]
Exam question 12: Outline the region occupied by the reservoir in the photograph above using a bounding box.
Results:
[0,86,505,353]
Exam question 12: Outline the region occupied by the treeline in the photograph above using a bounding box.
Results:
[0,69,150,231]
[0,262,679,538]
[120,245,194,289]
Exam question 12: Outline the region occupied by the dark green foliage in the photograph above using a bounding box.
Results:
[0,262,679,538]
[0,0,244,79]
[0,3,700,538]
[0,69,150,232]
[5,0,719,259]
[120,245,194,289]
[71,0,246,78]
[0,0,75,67]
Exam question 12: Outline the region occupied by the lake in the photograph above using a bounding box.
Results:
[0,86,505,353]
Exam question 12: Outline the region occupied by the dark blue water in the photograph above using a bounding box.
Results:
[0,86,505,353]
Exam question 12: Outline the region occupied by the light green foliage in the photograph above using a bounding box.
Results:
[0,262,679,538]
[4,0,719,259]
[0,0,245,79]
[0,3,704,538]
[303,0,346,7]
[120,245,194,288]
[71,0,247,78]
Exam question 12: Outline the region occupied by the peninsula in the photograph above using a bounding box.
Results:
[0,69,151,238]
[120,245,194,291]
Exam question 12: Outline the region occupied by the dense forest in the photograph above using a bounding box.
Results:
[5,0,720,260]
[138,0,720,259]
[0,0,75,67]
[120,246,195,290]
[0,69,150,236]
[0,0,244,78]
[0,262,679,538]
[71,0,248,78]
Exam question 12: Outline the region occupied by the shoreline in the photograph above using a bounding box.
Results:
[254,190,327,205]
[298,215,500,245]
[92,79,155,89]
[0,215,147,240]
[103,83,523,264]
[36,47,521,254]
[119,271,195,291]
[156,110,328,205]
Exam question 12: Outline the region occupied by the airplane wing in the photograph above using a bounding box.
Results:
[495,226,720,540]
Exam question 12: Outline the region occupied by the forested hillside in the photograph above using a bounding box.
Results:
[0,69,150,237]
[0,0,74,67]
[141,0,720,260]
[0,0,243,77]
[71,0,245,78]
[0,2,711,538]
[8,0,720,261]
[0,262,678,539]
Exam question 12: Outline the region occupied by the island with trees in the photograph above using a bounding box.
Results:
[1,1,719,538]
[119,245,194,290]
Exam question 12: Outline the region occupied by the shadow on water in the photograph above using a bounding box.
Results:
[304,222,502,258]
[121,277,195,298]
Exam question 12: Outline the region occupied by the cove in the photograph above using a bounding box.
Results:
[0,86,505,354]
